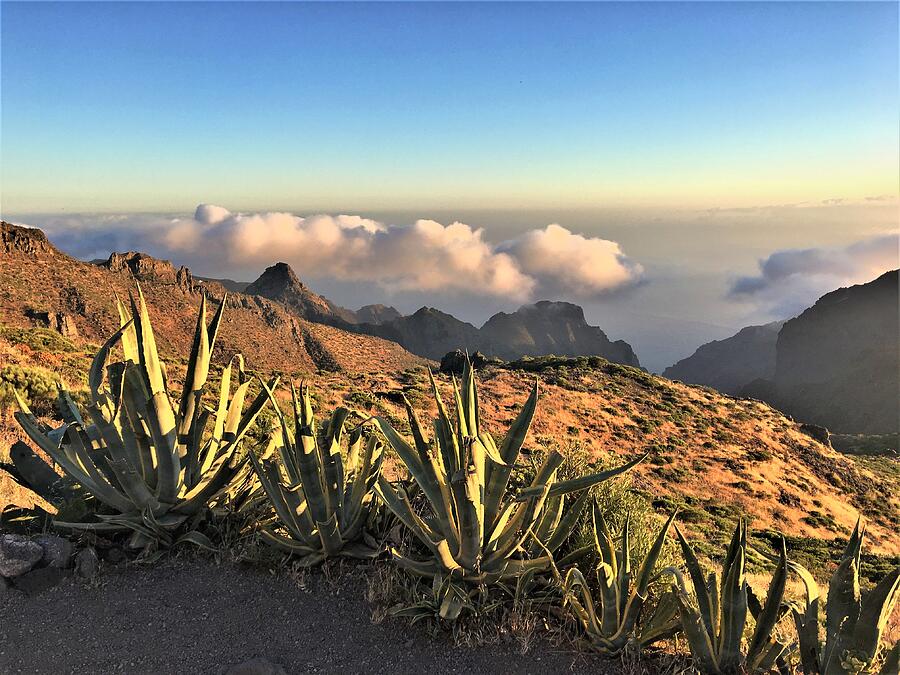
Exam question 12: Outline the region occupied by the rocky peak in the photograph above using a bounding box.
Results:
[102,251,195,290]
[1,222,54,256]
[244,262,352,323]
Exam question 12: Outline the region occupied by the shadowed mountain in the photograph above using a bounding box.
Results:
[663,321,784,394]
[744,270,899,434]
[241,262,641,366]
[480,301,640,365]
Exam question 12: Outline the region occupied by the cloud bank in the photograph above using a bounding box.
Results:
[31,204,644,302]
[730,233,899,316]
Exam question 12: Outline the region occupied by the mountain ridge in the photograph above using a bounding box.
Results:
[240,262,642,366]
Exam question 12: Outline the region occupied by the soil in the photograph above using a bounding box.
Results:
[0,557,619,675]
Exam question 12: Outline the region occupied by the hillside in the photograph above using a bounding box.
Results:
[2,331,897,557]
[746,271,899,434]
[0,222,425,375]
[663,321,783,394]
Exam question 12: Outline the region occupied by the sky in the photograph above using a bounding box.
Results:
[2,2,898,371]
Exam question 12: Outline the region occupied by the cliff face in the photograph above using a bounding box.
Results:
[663,321,783,394]
[765,270,899,434]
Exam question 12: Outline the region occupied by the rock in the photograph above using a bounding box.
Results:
[74,547,100,579]
[0,534,43,578]
[439,349,490,375]
[11,566,69,596]
[224,658,288,675]
[35,534,74,569]
[799,423,831,446]
[0,221,53,255]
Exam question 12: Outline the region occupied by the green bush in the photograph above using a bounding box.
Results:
[0,364,62,412]
[1,326,77,353]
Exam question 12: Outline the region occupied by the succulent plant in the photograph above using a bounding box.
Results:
[789,520,900,674]
[562,503,680,654]
[374,358,645,615]
[669,520,791,674]
[248,381,385,566]
[13,289,274,549]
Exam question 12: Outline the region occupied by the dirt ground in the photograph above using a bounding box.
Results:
[0,557,625,675]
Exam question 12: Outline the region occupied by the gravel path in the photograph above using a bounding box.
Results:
[0,557,625,674]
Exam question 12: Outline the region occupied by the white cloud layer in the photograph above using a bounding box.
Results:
[32,204,644,302]
[730,233,899,316]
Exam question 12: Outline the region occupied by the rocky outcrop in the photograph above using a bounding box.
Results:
[102,251,196,291]
[762,270,900,434]
[0,221,54,256]
[663,321,783,394]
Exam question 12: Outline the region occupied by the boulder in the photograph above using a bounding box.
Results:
[35,534,74,569]
[0,534,43,578]
[74,547,100,579]
[799,423,831,446]
[439,349,490,375]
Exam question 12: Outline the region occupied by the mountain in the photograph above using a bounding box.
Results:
[365,307,485,359]
[244,262,358,325]
[0,222,423,374]
[480,301,640,365]
[241,262,640,366]
[663,321,784,394]
[750,270,899,434]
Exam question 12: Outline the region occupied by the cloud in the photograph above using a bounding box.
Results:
[501,224,644,298]
[730,233,899,316]
[27,205,643,302]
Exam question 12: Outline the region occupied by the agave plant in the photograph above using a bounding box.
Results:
[669,520,791,674]
[248,381,385,566]
[562,502,680,654]
[13,290,274,549]
[374,359,645,600]
[789,520,900,675]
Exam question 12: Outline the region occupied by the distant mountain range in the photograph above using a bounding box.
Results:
[665,271,899,434]
[235,261,641,366]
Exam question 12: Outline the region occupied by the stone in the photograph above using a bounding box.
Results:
[11,566,69,596]
[35,534,74,569]
[799,423,831,446]
[74,547,100,579]
[0,534,43,578]
[224,658,288,675]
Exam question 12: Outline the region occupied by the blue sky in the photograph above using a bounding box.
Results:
[1,2,897,370]
[2,1,897,212]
